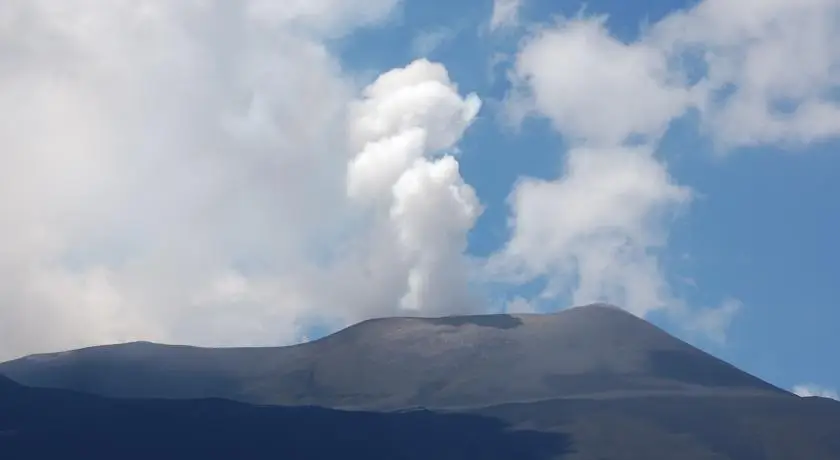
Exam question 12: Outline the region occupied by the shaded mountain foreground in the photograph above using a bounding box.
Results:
[0,375,571,460]
[2,304,840,459]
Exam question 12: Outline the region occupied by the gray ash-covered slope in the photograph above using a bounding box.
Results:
[0,303,786,409]
[472,394,840,460]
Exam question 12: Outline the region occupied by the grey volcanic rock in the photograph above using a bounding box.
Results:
[0,304,786,409]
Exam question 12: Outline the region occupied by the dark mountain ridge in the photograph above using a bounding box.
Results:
[2,370,840,459]
[0,375,570,460]
[1,303,786,409]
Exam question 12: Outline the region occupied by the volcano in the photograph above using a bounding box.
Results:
[0,304,785,409]
[2,303,840,459]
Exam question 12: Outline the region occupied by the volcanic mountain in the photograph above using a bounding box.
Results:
[0,304,785,409]
[3,304,840,459]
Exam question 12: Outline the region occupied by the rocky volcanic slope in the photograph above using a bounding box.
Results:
[3,303,840,459]
[0,304,786,409]
[2,364,840,459]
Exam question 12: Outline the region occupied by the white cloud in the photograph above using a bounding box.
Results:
[505,0,840,150]
[793,384,840,401]
[496,0,840,336]
[508,17,692,146]
[496,14,695,323]
[489,146,691,317]
[507,0,840,149]
[649,0,840,148]
[489,0,524,31]
[0,2,483,360]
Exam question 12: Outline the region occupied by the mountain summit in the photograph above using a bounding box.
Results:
[0,303,785,409]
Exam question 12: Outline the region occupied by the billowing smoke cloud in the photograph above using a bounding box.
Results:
[345,59,483,314]
[0,1,481,360]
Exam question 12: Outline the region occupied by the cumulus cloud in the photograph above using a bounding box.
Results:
[508,17,692,146]
[494,0,840,335]
[793,384,840,401]
[650,0,840,148]
[489,145,691,317]
[0,2,482,360]
[495,16,695,322]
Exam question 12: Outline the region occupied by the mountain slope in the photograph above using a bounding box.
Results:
[2,374,840,460]
[0,375,570,460]
[0,304,786,409]
[474,394,840,460]
[3,304,840,459]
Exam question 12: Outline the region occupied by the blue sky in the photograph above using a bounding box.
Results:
[0,0,837,399]
[333,0,840,395]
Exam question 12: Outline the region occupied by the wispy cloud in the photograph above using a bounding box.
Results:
[411,28,455,57]
[489,0,524,31]
[793,384,840,401]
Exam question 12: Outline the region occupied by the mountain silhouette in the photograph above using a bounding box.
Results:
[0,304,785,409]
